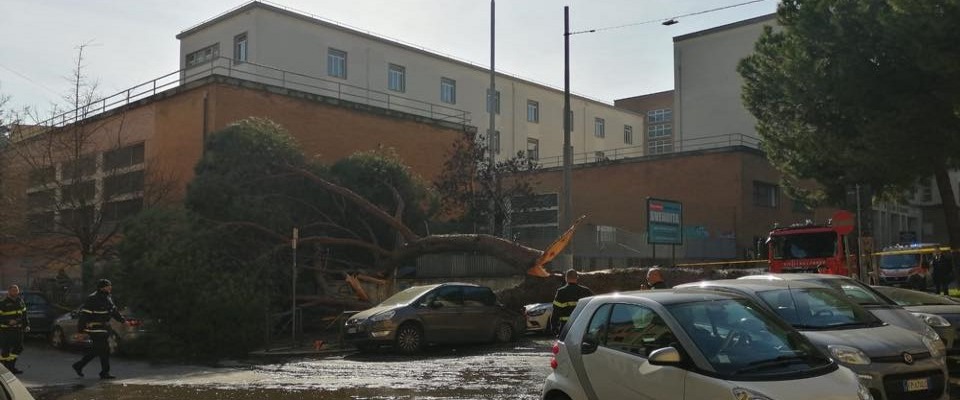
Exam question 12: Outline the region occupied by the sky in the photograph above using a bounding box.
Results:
[0,0,777,115]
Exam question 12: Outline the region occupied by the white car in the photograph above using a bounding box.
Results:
[524,303,553,334]
[542,289,871,400]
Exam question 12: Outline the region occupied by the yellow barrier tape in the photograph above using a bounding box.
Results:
[674,260,769,268]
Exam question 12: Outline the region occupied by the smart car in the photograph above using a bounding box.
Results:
[343,283,524,354]
[677,279,948,400]
[542,289,870,400]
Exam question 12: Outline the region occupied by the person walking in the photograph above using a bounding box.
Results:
[550,269,594,335]
[932,249,953,295]
[0,285,29,374]
[642,267,668,290]
[72,279,126,380]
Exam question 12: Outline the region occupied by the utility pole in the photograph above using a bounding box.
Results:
[291,227,298,346]
[487,0,498,235]
[561,6,574,269]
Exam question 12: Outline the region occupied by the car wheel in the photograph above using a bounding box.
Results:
[107,333,121,355]
[50,327,65,349]
[494,322,514,343]
[395,323,423,354]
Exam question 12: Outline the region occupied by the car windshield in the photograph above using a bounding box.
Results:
[377,285,436,307]
[667,299,831,378]
[880,254,920,270]
[770,232,836,260]
[756,288,882,330]
[875,287,956,306]
[803,278,893,306]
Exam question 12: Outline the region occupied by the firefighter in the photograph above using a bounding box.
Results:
[0,285,29,374]
[550,269,594,335]
[72,279,126,380]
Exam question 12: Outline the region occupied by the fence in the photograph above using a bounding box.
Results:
[536,133,762,169]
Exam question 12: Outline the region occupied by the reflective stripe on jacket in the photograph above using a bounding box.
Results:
[0,296,28,330]
[551,283,594,323]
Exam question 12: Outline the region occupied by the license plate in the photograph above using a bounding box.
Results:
[347,327,357,334]
[904,378,929,392]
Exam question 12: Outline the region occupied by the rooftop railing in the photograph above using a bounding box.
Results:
[535,133,762,168]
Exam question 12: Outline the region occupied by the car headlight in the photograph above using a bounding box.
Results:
[731,388,773,400]
[369,310,396,322]
[921,328,946,358]
[828,345,871,365]
[858,383,873,400]
[526,308,547,317]
[913,312,951,327]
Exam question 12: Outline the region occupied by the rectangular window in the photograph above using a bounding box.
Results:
[327,48,347,79]
[28,166,55,187]
[648,124,673,139]
[27,190,55,210]
[387,63,405,92]
[104,143,145,171]
[647,108,672,123]
[648,140,673,155]
[185,43,220,68]
[103,170,145,198]
[62,155,96,179]
[62,181,95,204]
[233,33,247,64]
[102,198,144,223]
[624,125,634,144]
[753,181,780,208]
[527,100,539,123]
[596,225,617,245]
[594,151,606,162]
[594,118,605,138]
[441,78,456,104]
[526,138,539,161]
[487,90,501,114]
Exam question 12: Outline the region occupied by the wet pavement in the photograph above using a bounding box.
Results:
[24,336,556,400]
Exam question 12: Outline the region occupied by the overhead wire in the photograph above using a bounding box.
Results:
[570,0,771,35]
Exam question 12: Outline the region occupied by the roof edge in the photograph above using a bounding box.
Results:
[673,13,777,43]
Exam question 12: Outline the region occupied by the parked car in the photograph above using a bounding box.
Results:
[676,279,948,400]
[49,307,150,355]
[524,302,553,334]
[737,273,950,346]
[343,283,525,354]
[542,289,870,400]
[0,290,63,335]
[872,285,960,356]
[0,363,35,399]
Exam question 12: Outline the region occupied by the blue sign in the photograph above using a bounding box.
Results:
[647,198,683,245]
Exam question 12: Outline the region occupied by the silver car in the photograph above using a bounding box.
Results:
[676,279,948,400]
[872,285,960,358]
[543,289,869,400]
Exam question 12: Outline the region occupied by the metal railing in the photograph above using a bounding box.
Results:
[535,133,762,168]
[21,56,471,140]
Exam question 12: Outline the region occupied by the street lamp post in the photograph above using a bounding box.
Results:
[561,6,573,269]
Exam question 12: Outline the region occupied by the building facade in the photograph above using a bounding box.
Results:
[614,90,675,156]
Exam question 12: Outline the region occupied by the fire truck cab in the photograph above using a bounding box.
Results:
[767,222,853,276]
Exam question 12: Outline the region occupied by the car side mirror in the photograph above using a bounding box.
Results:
[430,301,444,309]
[581,337,599,355]
[648,347,682,366]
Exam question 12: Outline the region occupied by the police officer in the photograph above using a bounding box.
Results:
[0,285,29,374]
[550,269,594,335]
[72,279,126,380]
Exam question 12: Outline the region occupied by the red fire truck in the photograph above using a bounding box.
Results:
[766,211,856,276]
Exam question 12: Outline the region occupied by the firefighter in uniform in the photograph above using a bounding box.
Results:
[0,285,29,374]
[72,279,126,379]
[550,269,594,335]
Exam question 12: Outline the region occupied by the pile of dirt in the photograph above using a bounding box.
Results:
[498,266,766,311]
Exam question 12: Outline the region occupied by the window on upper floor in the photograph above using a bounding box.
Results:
[327,48,347,79]
[186,43,220,69]
[441,78,456,104]
[103,170,145,198]
[594,118,605,138]
[62,155,96,180]
[28,166,55,187]
[648,124,672,139]
[526,138,539,161]
[624,125,634,145]
[920,177,933,202]
[647,108,672,123]
[234,33,248,64]
[527,100,539,123]
[388,64,405,92]
[104,143,145,171]
[487,90,500,114]
[648,139,673,155]
[753,181,780,208]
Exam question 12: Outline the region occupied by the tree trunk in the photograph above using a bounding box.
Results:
[933,167,960,250]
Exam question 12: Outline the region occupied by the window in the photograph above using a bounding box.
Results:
[233,33,247,63]
[647,108,672,123]
[28,166,55,187]
[597,225,616,245]
[441,78,456,104]
[103,170,145,198]
[327,48,347,79]
[102,198,143,223]
[185,43,220,68]
[463,287,496,307]
[594,118,605,138]
[527,100,539,123]
[753,181,780,208]
[648,140,673,155]
[104,143,145,171]
[594,151,606,163]
[624,125,633,144]
[602,304,677,358]
[27,190,55,210]
[487,90,500,114]
[920,177,933,202]
[648,124,672,139]
[426,286,463,307]
[526,138,539,161]
[62,181,95,204]
[388,64,405,92]
[62,156,96,179]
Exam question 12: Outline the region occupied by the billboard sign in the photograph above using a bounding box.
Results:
[647,198,683,245]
